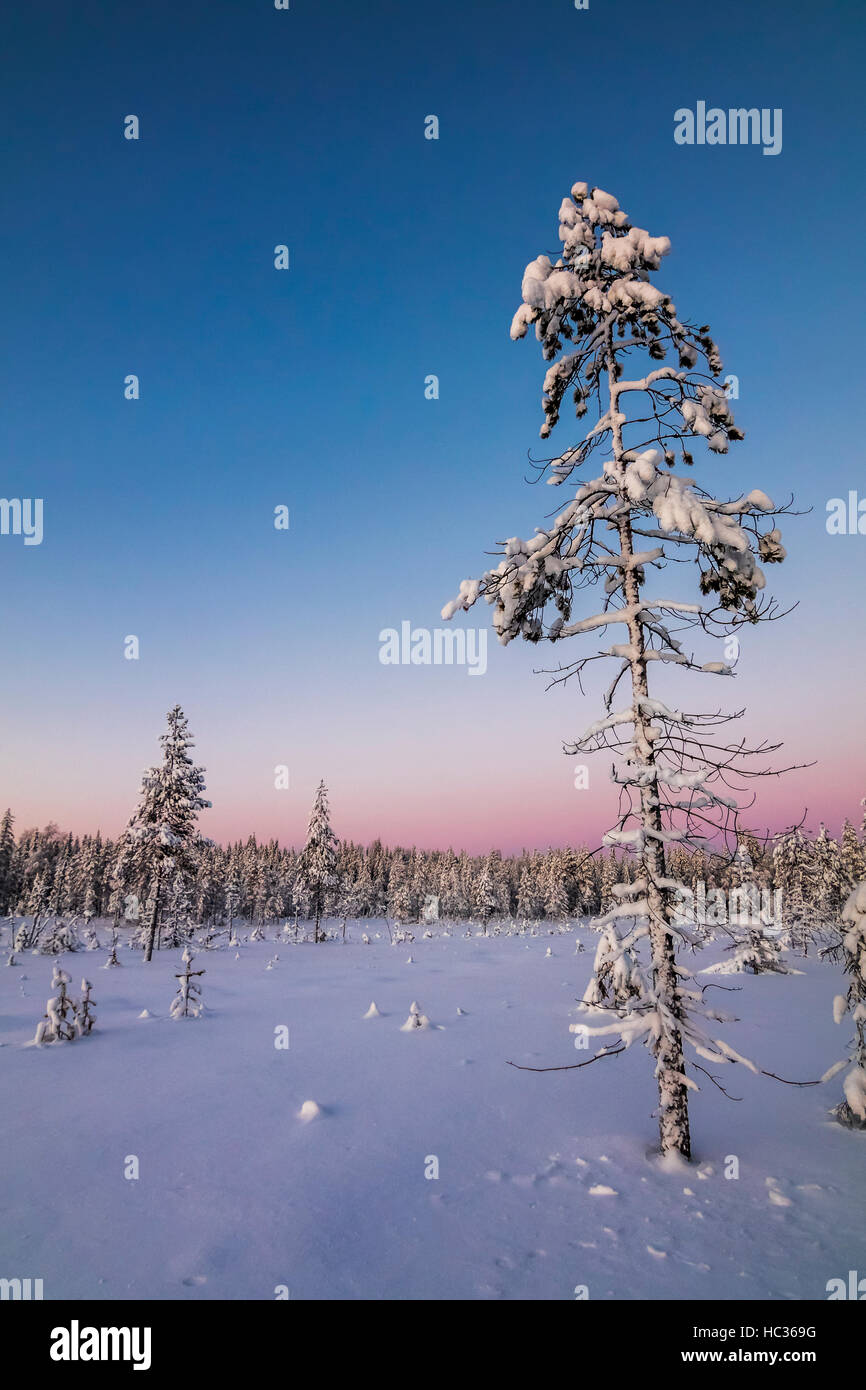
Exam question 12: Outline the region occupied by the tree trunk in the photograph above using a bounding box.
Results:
[143,878,161,963]
[609,350,691,1159]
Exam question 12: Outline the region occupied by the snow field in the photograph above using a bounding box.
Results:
[1,921,864,1300]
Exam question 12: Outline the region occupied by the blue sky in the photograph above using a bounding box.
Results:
[1,0,864,851]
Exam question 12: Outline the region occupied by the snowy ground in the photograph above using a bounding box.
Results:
[2,920,864,1301]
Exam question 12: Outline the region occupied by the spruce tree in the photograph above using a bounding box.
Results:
[115,706,211,962]
[0,809,16,915]
[296,781,338,943]
[825,882,866,1128]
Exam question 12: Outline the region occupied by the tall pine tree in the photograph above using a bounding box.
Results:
[443,180,792,1157]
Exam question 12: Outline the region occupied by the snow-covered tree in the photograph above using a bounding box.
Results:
[115,706,211,962]
[20,871,51,949]
[824,882,866,1128]
[295,781,338,943]
[543,852,570,922]
[443,180,793,1157]
[336,874,364,940]
[474,854,499,931]
[224,877,241,944]
[598,852,618,917]
[773,827,819,953]
[34,964,77,1044]
[48,837,72,917]
[0,808,16,915]
[720,838,788,972]
[387,856,414,925]
[572,847,599,918]
[164,871,194,948]
[581,921,645,1012]
[170,945,205,1019]
[78,834,105,922]
[719,927,790,976]
[840,818,864,894]
[440,860,470,921]
[42,918,80,955]
[813,824,844,924]
[516,860,543,922]
[75,978,96,1036]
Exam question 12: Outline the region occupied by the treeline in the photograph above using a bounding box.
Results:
[2,807,864,933]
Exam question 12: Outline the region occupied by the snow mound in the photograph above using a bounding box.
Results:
[297,1100,322,1123]
[588,1184,618,1196]
[363,1002,382,1019]
[138,1009,153,1019]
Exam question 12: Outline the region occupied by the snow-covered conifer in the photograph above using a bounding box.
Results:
[543,853,569,922]
[0,809,16,915]
[114,707,211,962]
[516,860,542,922]
[387,857,414,926]
[813,824,844,924]
[104,929,122,968]
[598,853,618,917]
[840,819,864,893]
[169,945,205,1019]
[474,855,499,931]
[34,964,77,1044]
[773,828,819,953]
[824,882,866,1128]
[75,978,96,1035]
[295,781,338,944]
[580,923,645,1012]
[337,874,364,940]
[225,879,240,939]
[711,927,790,975]
[164,871,194,948]
[42,918,80,955]
[77,834,104,922]
[443,180,794,1157]
[21,872,51,950]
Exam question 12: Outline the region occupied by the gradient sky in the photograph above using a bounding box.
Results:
[1,0,864,853]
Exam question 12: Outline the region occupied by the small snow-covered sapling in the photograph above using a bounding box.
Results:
[401,1001,430,1031]
[104,930,122,968]
[34,964,77,1044]
[76,979,97,1036]
[170,945,205,1019]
